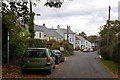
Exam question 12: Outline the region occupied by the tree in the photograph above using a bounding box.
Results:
[79,31,87,39]
[2,2,30,64]
[99,20,120,46]
[44,0,63,8]
[99,20,120,62]
[29,0,64,38]
[2,0,72,64]
[87,35,98,43]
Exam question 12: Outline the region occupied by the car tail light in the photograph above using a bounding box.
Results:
[47,57,50,63]
[55,56,57,59]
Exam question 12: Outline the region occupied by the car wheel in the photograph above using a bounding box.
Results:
[62,58,65,62]
[57,59,60,64]
[22,69,27,74]
[53,65,55,69]
[47,68,52,74]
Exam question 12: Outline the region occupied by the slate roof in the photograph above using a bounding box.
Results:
[61,29,75,34]
[75,36,80,40]
[75,34,86,41]
[34,25,53,37]
[48,28,63,39]
[34,25,63,39]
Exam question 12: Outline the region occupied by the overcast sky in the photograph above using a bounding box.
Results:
[33,0,119,36]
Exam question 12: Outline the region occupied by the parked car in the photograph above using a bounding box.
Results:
[20,48,55,74]
[82,49,88,52]
[51,50,65,64]
[88,48,94,52]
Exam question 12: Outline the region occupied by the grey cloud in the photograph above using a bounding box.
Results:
[33,0,119,36]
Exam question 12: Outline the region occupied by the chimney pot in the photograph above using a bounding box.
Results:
[43,23,45,26]
[57,25,60,29]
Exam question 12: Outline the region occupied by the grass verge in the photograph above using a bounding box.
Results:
[100,58,120,79]
[64,52,75,57]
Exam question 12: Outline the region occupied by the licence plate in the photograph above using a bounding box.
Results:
[30,61,41,63]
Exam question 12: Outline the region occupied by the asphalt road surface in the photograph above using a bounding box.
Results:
[49,51,114,78]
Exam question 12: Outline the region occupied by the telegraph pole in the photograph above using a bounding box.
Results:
[67,25,69,42]
[29,0,34,38]
[107,6,111,45]
[30,0,32,14]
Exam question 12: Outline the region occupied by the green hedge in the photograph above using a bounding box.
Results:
[100,46,111,60]
[26,39,47,48]
[100,40,120,63]
[112,42,120,63]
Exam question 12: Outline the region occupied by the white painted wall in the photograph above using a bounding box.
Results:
[75,40,81,49]
[34,31,49,41]
[64,33,76,49]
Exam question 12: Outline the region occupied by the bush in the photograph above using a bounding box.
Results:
[100,46,111,60]
[75,46,80,51]
[60,40,73,51]
[51,43,61,50]
[63,51,75,57]
[26,39,47,48]
[9,27,29,63]
[9,37,27,60]
[100,40,120,64]
[112,42,120,63]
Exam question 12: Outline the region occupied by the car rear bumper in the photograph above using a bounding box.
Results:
[22,66,51,70]
[21,64,52,70]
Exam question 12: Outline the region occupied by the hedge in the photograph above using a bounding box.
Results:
[26,39,47,48]
[100,40,120,64]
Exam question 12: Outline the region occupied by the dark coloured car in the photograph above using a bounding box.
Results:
[20,48,55,74]
[51,50,65,64]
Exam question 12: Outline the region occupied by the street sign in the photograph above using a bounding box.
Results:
[60,47,64,51]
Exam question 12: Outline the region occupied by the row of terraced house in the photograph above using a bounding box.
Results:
[34,24,95,50]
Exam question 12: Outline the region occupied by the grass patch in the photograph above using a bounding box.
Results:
[100,58,120,76]
[64,52,75,57]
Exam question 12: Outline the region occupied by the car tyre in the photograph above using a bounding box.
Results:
[57,59,60,64]
[62,58,65,62]
[47,68,52,74]
[22,69,28,74]
[53,65,55,69]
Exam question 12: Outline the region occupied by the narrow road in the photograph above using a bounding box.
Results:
[49,51,114,78]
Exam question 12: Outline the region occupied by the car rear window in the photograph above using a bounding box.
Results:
[51,50,60,54]
[23,49,47,58]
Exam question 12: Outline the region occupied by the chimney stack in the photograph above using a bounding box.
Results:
[69,26,71,30]
[43,23,45,27]
[57,25,60,29]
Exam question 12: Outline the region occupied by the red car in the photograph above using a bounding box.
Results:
[82,49,88,52]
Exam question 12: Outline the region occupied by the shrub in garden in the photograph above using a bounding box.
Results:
[100,46,111,60]
[26,39,47,48]
[112,41,120,63]
[51,43,61,50]
[75,46,80,51]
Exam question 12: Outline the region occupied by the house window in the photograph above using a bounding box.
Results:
[44,35,46,37]
[72,38,74,42]
[39,32,41,38]
[70,38,71,42]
